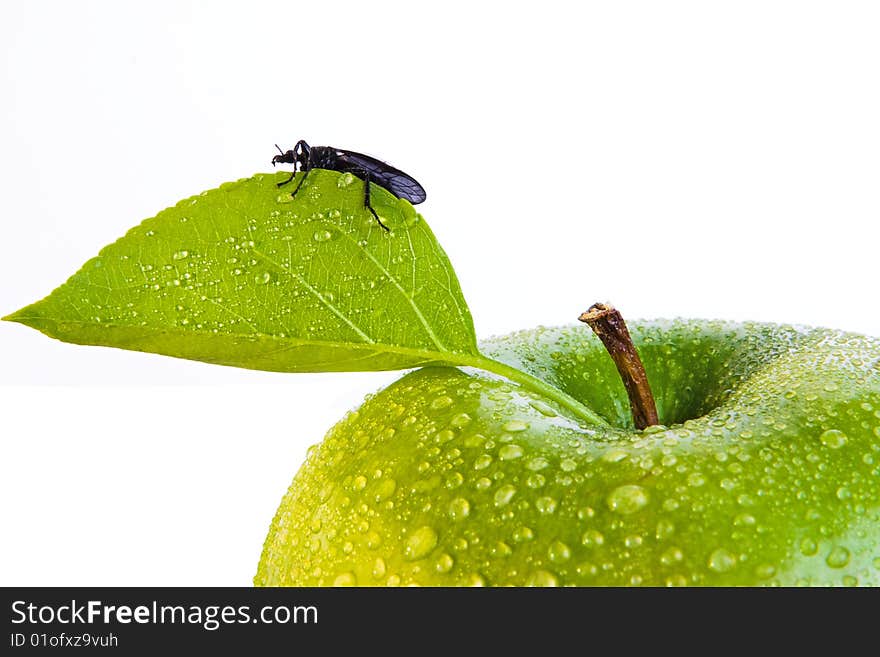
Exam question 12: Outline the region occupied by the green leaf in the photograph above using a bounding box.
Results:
[5,170,480,372]
[5,168,609,426]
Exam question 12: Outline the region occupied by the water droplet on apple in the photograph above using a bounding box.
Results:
[819,429,848,449]
[733,513,757,527]
[602,448,629,463]
[374,478,396,502]
[755,564,777,579]
[526,570,559,586]
[435,429,455,443]
[461,573,486,586]
[404,526,438,561]
[503,420,528,432]
[825,545,851,569]
[577,562,598,577]
[448,497,471,520]
[449,413,472,428]
[430,395,454,411]
[660,546,684,565]
[474,454,493,470]
[172,250,189,260]
[642,424,668,434]
[625,535,643,548]
[581,530,604,547]
[434,553,455,573]
[526,473,546,488]
[499,444,524,460]
[491,541,513,558]
[536,496,557,514]
[799,537,819,556]
[512,526,535,542]
[528,400,557,417]
[737,493,756,507]
[475,477,492,491]
[366,532,382,549]
[333,572,357,586]
[527,457,549,471]
[493,485,517,506]
[707,548,737,573]
[372,558,386,579]
[577,507,595,520]
[607,484,649,514]
[655,519,675,540]
[548,541,572,563]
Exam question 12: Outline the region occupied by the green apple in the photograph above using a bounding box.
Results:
[5,170,877,586]
[255,319,880,586]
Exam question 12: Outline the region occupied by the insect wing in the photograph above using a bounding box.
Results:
[335,150,427,204]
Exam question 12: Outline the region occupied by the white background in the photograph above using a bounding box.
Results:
[1,1,878,585]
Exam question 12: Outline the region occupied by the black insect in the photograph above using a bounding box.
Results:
[272,140,426,232]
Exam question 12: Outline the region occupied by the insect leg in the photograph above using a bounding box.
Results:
[277,170,297,187]
[291,169,310,198]
[360,170,390,232]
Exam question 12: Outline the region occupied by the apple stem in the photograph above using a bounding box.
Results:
[578,303,659,430]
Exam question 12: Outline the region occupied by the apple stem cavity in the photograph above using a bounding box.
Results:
[472,356,611,427]
[578,303,659,430]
